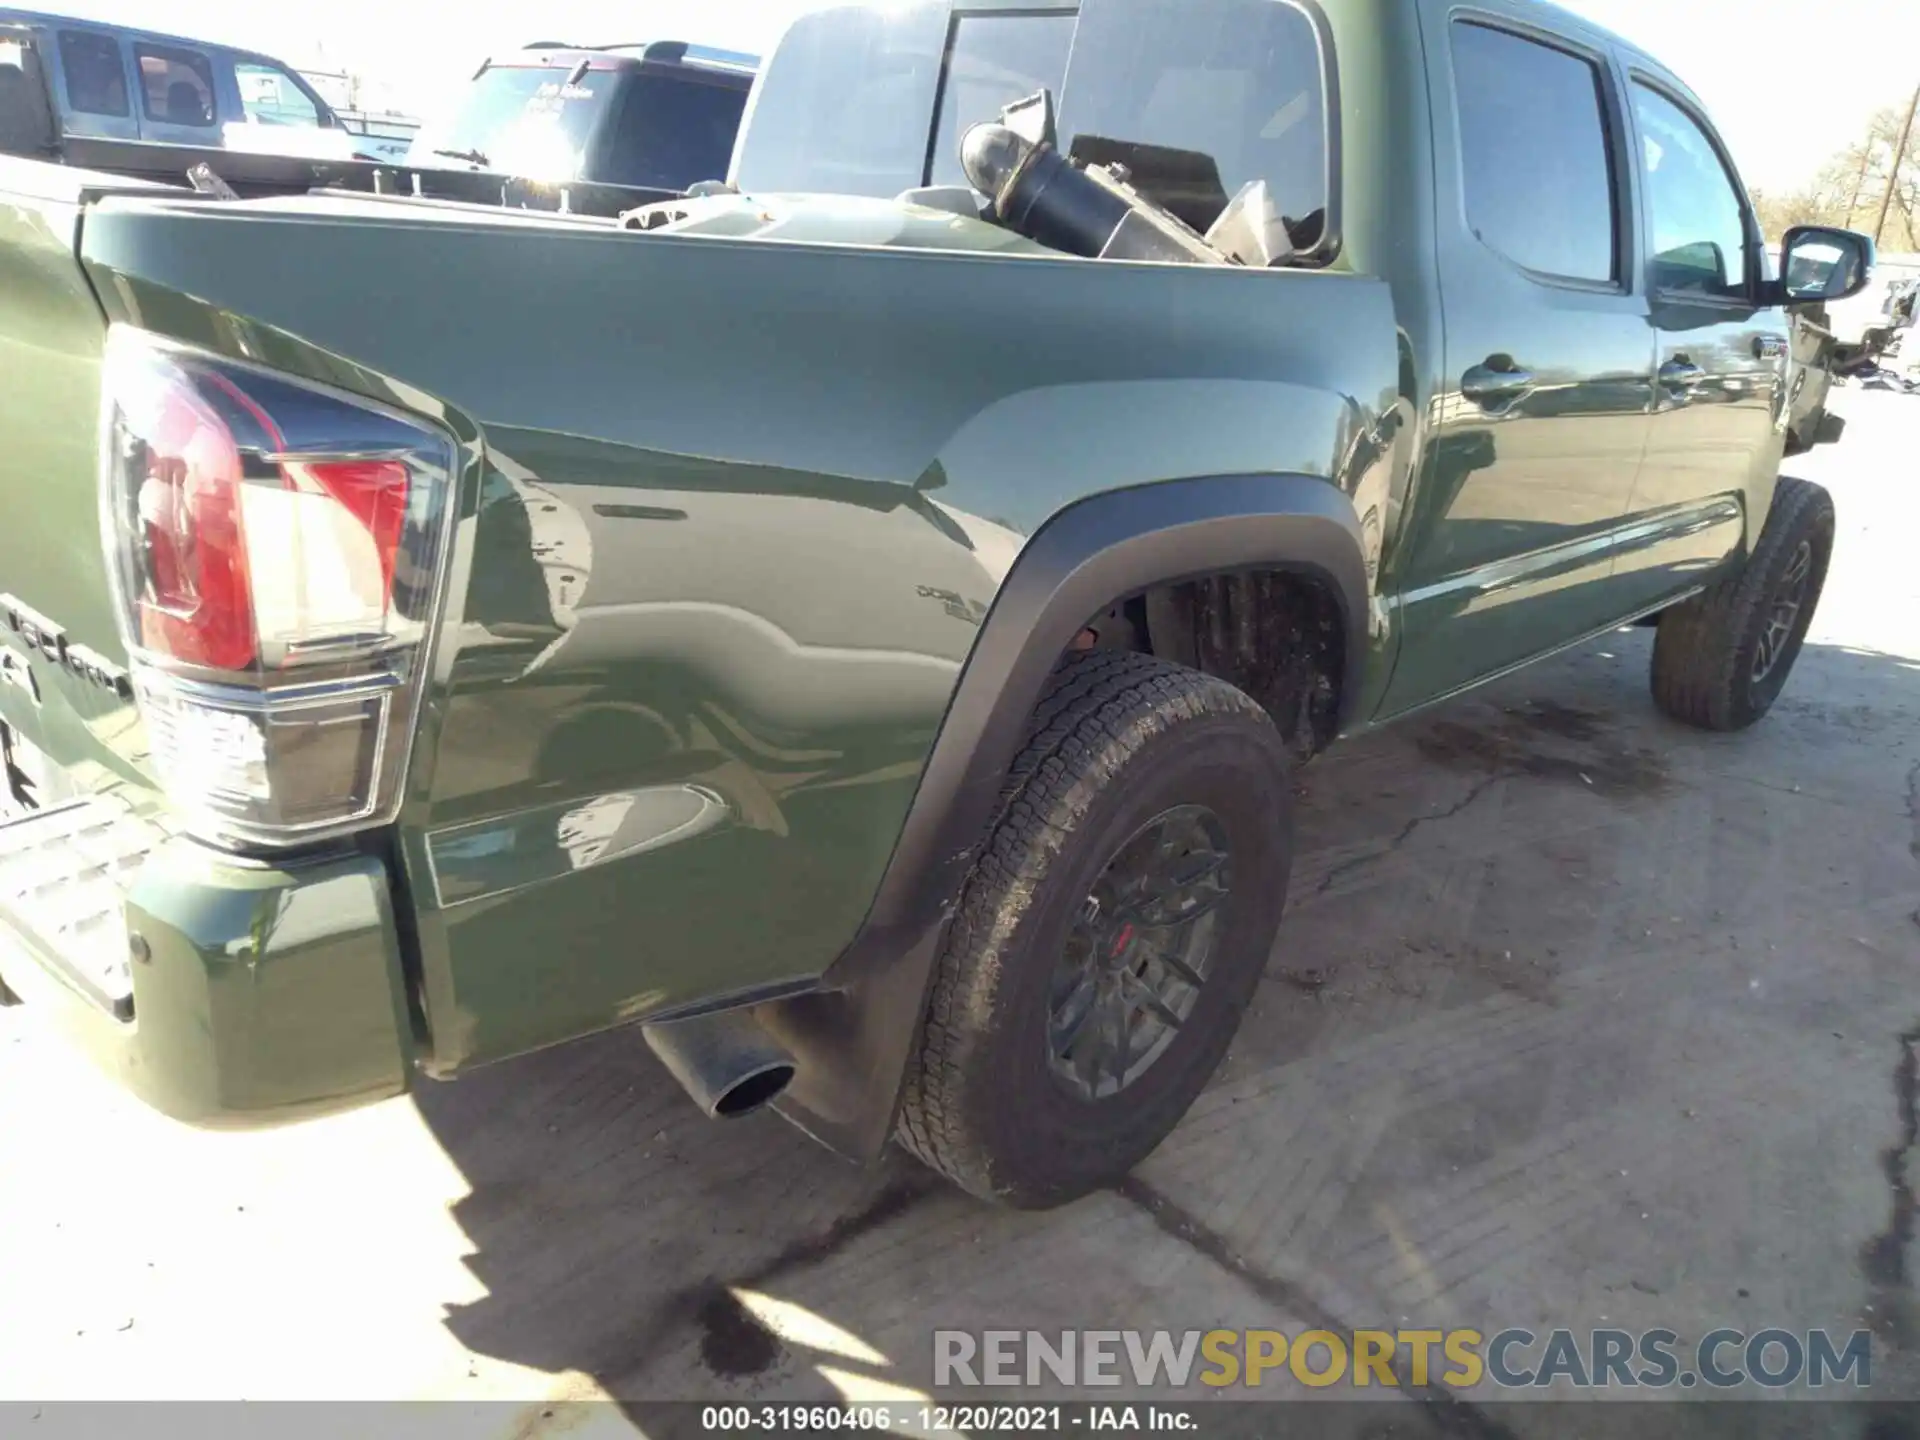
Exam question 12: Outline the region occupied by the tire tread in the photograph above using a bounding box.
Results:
[896,651,1277,1202]
[1650,476,1834,732]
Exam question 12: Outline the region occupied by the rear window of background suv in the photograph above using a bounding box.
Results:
[734,0,1331,251]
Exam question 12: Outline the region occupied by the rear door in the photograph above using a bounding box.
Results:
[1610,76,1786,612]
[1383,9,1655,713]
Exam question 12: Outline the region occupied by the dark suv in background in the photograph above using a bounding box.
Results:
[406,40,756,197]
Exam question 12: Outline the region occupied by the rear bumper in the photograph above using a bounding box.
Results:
[0,805,414,1128]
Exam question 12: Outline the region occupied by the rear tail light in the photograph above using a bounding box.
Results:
[100,328,458,847]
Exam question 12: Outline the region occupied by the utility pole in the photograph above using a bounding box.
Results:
[1875,81,1920,247]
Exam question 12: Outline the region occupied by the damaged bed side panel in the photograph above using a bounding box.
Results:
[76,191,1401,1079]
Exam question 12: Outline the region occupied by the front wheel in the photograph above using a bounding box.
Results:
[895,651,1293,1208]
[1650,476,1835,732]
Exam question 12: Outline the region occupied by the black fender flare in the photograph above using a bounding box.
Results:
[757,473,1371,1159]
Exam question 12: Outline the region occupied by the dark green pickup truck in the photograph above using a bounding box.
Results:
[0,0,1875,1208]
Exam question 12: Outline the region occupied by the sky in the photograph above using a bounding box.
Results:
[31,0,1920,193]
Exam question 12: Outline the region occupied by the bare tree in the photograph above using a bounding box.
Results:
[1751,101,1920,251]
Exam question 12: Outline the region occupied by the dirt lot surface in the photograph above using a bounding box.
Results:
[2,386,1916,1434]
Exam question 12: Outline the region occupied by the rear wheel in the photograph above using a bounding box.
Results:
[896,651,1293,1208]
[1650,476,1834,732]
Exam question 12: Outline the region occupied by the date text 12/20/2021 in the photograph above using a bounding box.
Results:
[699,1405,1194,1432]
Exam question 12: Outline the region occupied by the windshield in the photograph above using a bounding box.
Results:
[733,0,1331,248]
[409,64,616,180]
[410,62,748,189]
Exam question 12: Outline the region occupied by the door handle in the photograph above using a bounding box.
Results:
[1659,358,1706,389]
[1460,359,1536,406]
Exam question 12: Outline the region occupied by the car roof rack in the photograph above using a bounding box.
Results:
[595,41,758,68]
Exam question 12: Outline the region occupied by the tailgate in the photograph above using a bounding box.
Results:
[0,164,156,811]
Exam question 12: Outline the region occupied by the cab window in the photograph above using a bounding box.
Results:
[734,0,1335,249]
[234,61,322,128]
[1632,83,1752,299]
[136,44,216,128]
[730,3,950,197]
[927,13,1076,187]
[59,31,129,117]
[1060,0,1332,252]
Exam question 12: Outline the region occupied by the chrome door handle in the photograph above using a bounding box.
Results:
[1461,361,1536,405]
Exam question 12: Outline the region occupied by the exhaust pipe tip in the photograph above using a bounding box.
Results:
[709,1060,797,1118]
[643,1007,797,1120]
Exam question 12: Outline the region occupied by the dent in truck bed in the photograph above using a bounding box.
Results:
[66,189,1394,1077]
[0,1,1402,1163]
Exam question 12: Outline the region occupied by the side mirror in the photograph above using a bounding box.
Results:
[1779,225,1875,307]
[1650,239,1730,295]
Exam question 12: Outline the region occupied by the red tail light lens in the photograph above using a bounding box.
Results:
[126,376,256,671]
[101,329,457,847]
[284,460,412,597]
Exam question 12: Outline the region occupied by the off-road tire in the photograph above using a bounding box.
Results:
[895,651,1293,1208]
[1650,476,1835,732]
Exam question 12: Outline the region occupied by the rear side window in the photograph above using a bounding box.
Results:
[59,31,129,118]
[1451,22,1617,284]
[600,73,750,190]
[1631,83,1751,299]
[136,44,216,128]
[927,13,1076,187]
[734,0,1334,246]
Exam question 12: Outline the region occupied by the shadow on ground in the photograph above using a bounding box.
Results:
[418,635,1920,1438]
